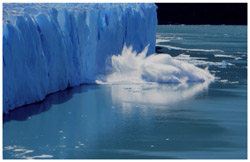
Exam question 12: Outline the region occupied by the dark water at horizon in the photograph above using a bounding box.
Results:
[3,25,247,159]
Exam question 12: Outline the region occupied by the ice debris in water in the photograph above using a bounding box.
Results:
[175,54,233,67]
[221,60,228,66]
[157,44,224,53]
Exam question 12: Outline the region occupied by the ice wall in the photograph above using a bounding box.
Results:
[3,3,157,113]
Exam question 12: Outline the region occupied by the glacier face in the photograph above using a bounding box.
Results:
[3,3,157,113]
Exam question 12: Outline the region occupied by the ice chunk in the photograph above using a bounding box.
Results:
[103,45,215,84]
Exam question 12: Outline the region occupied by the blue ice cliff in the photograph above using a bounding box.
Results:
[3,3,157,113]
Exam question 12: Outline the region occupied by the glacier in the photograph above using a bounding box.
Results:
[3,3,157,113]
[3,3,214,114]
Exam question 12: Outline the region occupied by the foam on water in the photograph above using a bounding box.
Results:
[156,38,171,43]
[155,35,183,43]
[157,44,224,53]
[214,54,242,60]
[97,45,215,84]
[3,145,52,159]
[175,54,233,67]
[214,54,235,58]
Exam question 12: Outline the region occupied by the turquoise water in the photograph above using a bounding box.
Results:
[3,25,247,159]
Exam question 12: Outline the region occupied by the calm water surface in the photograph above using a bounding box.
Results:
[3,25,247,159]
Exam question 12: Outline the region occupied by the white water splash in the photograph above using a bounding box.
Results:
[97,45,214,84]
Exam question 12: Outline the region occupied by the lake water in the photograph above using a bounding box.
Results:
[3,25,247,159]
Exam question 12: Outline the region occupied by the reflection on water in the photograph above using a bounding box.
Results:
[3,81,247,159]
[111,81,210,106]
[4,81,210,123]
[3,85,96,123]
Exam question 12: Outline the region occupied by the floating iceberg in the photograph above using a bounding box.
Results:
[3,3,157,113]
